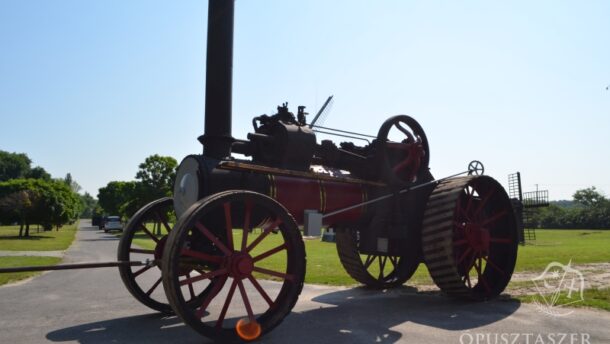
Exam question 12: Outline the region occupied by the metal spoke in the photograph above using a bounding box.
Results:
[247,275,274,307]
[456,246,472,265]
[363,255,376,269]
[394,122,414,141]
[480,209,508,227]
[195,222,232,256]
[490,237,512,244]
[453,239,468,247]
[252,266,294,282]
[252,243,287,263]
[392,156,413,174]
[223,202,234,252]
[180,248,223,264]
[464,188,475,215]
[474,258,491,293]
[139,224,160,243]
[186,273,196,299]
[474,189,496,217]
[482,256,506,276]
[145,277,163,296]
[133,265,153,278]
[241,201,252,252]
[215,279,238,328]
[179,268,228,286]
[196,276,228,318]
[378,256,387,280]
[246,218,282,253]
[463,272,472,289]
[154,211,172,233]
[237,279,256,322]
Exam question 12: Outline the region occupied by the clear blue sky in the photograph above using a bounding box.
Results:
[1,0,609,200]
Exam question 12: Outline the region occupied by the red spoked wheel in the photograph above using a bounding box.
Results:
[162,191,306,342]
[422,176,518,300]
[376,115,429,186]
[118,197,188,313]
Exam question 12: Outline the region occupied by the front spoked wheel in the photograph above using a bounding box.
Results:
[162,190,306,342]
[118,197,177,313]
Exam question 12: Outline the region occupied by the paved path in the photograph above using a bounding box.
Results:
[0,250,65,257]
[0,220,609,343]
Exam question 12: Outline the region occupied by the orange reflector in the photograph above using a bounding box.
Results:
[235,318,262,341]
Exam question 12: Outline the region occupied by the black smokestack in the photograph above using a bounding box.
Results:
[199,0,235,159]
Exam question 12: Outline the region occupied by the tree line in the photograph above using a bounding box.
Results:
[528,187,610,229]
[96,154,177,220]
[0,150,91,237]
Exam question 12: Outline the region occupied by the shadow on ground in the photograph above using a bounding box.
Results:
[46,286,521,344]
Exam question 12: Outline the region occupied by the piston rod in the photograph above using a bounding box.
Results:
[322,161,484,218]
[0,260,154,274]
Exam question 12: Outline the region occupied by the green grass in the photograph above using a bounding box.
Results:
[132,228,610,286]
[0,256,62,285]
[131,226,435,286]
[0,223,79,251]
[129,228,610,308]
[514,229,610,271]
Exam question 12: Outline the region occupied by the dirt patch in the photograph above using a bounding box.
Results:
[412,262,610,296]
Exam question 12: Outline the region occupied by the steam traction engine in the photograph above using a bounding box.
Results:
[117,0,519,341]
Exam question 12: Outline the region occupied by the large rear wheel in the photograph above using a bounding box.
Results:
[422,176,518,300]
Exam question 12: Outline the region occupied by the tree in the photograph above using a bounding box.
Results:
[529,187,610,229]
[44,180,82,229]
[97,181,138,216]
[135,155,177,197]
[573,187,608,208]
[27,166,51,180]
[64,173,82,193]
[0,150,32,181]
[79,192,98,218]
[0,179,81,236]
[0,188,35,236]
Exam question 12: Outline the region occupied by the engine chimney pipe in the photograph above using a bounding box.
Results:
[198,0,235,159]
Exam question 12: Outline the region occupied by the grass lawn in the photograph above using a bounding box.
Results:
[0,256,62,285]
[0,223,79,251]
[128,227,610,310]
[514,229,610,271]
[133,228,610,286]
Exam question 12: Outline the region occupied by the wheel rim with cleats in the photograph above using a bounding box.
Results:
[422,176,518,300]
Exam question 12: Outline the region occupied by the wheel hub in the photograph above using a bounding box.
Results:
[227,252,254,279]
[464,223,490,253]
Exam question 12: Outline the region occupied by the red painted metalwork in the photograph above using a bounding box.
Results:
[272,175,321,223]
[322,180,365,225]
[271,175,365,225]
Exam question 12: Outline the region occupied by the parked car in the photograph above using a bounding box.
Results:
[103,216,123,233]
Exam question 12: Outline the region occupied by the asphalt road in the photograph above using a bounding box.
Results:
[1,221,609,344]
